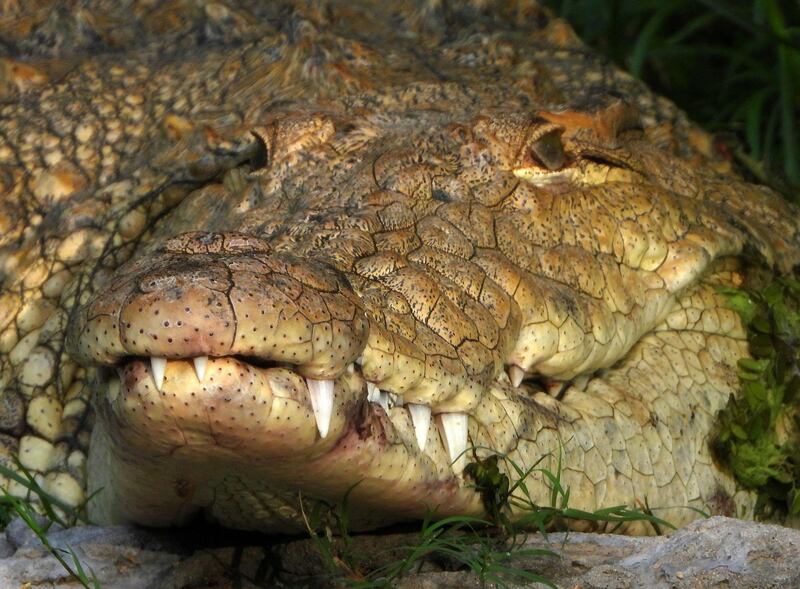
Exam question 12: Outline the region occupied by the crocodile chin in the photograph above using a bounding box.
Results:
[97,357,479,532]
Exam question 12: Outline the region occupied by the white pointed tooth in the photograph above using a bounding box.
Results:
[355,355,363,366]
[407,404,432,451]
[151,357,166,391]
[366,382,381,403]
[193,356,208,382]
[377,392,389,411]
[440,412,468,472]
[366,382,391,412]
[346,363,355,374]
[508,365,525,388]
[306,378,334,438]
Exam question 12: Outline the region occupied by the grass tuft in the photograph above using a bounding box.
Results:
[0,462,101,588]
[303,448,676,588]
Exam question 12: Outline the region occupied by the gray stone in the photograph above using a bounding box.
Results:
[0,537,13,559]
[494,517,800,588]
[0,516,798,588]
[614,516,800,588]
[4,513,62,549]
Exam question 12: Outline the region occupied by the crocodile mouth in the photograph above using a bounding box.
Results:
[111,341,560,467]
[112,353,469,472]
[94,351,489,531]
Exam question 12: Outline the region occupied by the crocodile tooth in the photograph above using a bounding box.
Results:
[355,355,363,366]
[306,378,334,438]
[193,356,208,382]
[407,403,431,451]
[151,357,166,391]
[346,363,355,374]
[440,412,468,472]
[508,365,525,388]
[366,381,381,403]
[377,391,390,411]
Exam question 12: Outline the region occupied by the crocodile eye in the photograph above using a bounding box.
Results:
[529,132,565,170]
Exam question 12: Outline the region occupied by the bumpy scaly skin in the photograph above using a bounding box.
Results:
[2,1,799,534]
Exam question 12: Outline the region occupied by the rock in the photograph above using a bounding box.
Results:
[0,516,798,588]
[613,516,800,588]
[4,513,62,549]
[0,537,13,559]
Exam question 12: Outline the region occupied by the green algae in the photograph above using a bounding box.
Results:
[717,276,800,517]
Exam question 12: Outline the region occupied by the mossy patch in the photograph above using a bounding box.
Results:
[716,276,800,518]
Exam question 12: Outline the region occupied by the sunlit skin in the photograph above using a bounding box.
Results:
[1,0,799,535]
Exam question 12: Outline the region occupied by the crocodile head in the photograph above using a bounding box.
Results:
[65,98,800,532]
[4,0,800,535]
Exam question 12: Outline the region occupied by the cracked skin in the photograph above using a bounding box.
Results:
[1,0,799,534]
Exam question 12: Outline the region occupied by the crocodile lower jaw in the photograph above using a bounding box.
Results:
[87,355,487,531]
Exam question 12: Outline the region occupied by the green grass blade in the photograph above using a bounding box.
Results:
[628,6,673,76]
[666,11,718,45]
[777,46,799,183]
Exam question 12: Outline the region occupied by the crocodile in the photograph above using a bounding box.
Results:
[1,0,799,535]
